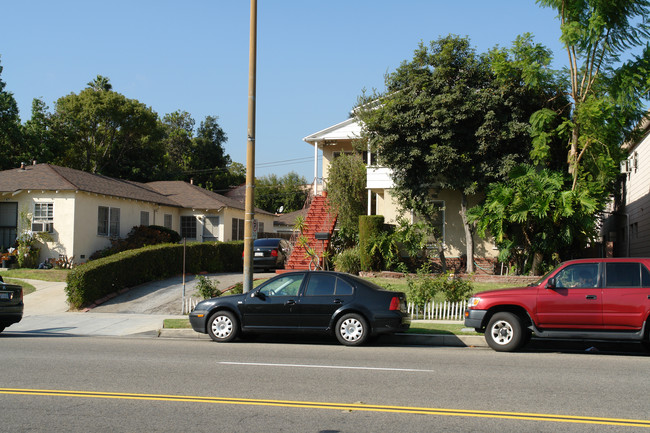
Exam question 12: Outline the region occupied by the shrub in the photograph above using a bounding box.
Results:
[66,241,243,309]
[196,275,220,299]
[441,274,474,302]
[358,215,385,271]
[405,262,439,307]
[334,246,361,275]
[89,225,182,260]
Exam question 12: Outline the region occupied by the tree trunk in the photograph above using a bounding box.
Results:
[530,251,544,276]
[460,193,475,273]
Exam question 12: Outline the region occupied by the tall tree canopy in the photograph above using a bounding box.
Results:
[471,0,650,274]
[356,35,563,272]
[0,57,23,170]
[49,86,166,181]
[255,171,308,214]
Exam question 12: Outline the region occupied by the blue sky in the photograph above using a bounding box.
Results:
[1,1,564,181]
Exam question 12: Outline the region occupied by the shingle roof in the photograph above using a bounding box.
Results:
[146,181,273,215]
[0,164,262,212]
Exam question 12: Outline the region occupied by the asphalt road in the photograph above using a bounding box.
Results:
[2,336,650,432]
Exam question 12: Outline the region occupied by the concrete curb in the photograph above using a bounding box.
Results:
[157,328,488,347]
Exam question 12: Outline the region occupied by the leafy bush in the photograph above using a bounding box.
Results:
[359,215,385,271]
[66,241,243,309]
[404,263,475,306]
[89,225,182,260]
[196,275,220,299]
[405,262,439,306]
[441,275,474,302]
[334,246,361,274]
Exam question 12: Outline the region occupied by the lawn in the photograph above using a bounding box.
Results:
[1,268,70,282]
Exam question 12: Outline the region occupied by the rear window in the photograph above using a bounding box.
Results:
[254,239,280,247]
[605,262,650,288]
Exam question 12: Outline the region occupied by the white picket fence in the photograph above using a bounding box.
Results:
[182,296,468,320]
[182,297,200,315]
[407,300,469,321]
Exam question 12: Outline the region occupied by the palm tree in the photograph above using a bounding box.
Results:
[87,75,112,91]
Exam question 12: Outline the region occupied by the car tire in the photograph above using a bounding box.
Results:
[485,312,523,352]
[207,311,239,342]
[335,313,369,346]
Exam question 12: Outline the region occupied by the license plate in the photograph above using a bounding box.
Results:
[254,252,264,257]
[0,292,11,300]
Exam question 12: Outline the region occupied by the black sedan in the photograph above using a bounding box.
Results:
[251,238,289,271]
[0,275,23,333]
[189,271,410,346]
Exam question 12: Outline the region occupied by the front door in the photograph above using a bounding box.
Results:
[536,263,602,328]
[241,273,305,329]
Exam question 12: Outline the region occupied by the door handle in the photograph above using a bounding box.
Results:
[285,300,296,306]
[586,295,597,300]
[333,299,343,304]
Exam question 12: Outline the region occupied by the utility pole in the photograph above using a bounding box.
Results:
[243,0,257,293]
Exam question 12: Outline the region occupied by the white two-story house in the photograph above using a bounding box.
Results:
[303,117,499,272]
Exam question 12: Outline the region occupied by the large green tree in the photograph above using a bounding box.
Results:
[49,80,166,181]
[325,153,367,244]
[357,35,562,272]
[472,0,650,274]
[255,171,308,214]
[0,57,23,170]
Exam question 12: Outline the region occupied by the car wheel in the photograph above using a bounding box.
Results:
[207,311,239,342]
[335,313,369,346]
[485,312,523,352]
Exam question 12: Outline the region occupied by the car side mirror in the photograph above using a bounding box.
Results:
[251,291,265,300]
[546,278,556,289]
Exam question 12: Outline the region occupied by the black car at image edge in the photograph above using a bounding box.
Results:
[189,271,410,346]
[0,275,23,333]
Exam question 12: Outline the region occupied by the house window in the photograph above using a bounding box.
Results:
[140,211,150,226]
[232,218,245,241]
[98,206,120,237]
[164,214,172,229]
[0,202,17,250]
[180,216,197,239]
[32,203,54,233]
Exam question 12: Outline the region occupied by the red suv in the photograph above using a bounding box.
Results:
[464,258,650,351]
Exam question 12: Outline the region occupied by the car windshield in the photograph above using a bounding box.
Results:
[254,239,280,247]
[528,265,561,286]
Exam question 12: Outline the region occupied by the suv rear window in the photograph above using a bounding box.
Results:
[605,262,650,288]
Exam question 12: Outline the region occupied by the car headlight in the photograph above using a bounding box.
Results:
[468,297,482,308]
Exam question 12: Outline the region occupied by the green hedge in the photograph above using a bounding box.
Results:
[359,215,385,271]
[65,241,243,309]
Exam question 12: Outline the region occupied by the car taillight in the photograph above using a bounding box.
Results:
[242,251,245,258]
[271,249,278,257]
[389,296,400,311]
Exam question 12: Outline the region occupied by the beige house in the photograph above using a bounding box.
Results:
[0,164,275,265]
[303,117,499,270]
[601,120,650,257]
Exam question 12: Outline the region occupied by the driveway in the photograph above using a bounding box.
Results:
[4,272,277,337]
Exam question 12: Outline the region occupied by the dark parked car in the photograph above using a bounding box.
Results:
[189,271,410,346]
[251,238,289,271]
[0,275,23,333]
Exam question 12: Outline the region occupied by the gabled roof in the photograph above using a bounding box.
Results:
[0,164,179,207]
[303,117,362,145]
[0,164,272,214]
[145,181,273,215]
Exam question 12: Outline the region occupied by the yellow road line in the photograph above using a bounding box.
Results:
[1,388,649,428]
